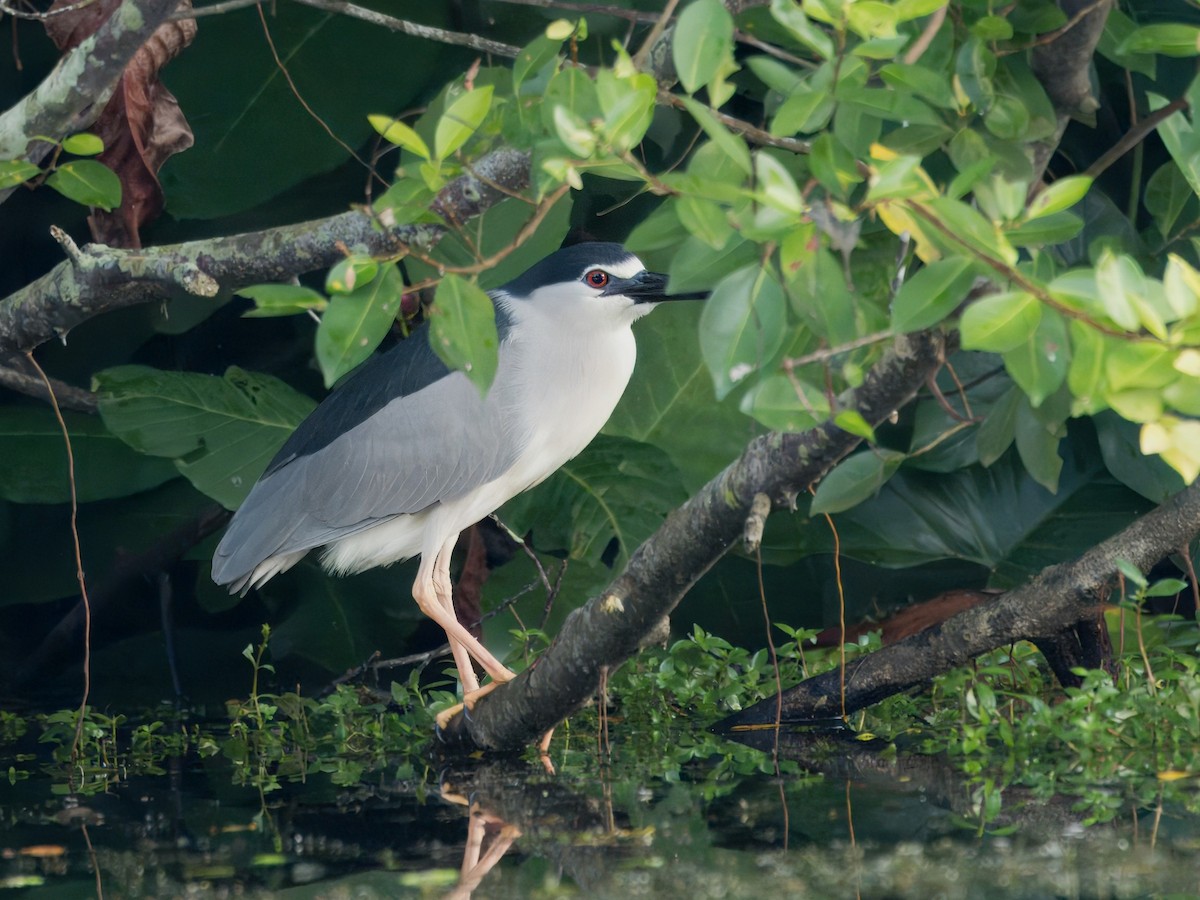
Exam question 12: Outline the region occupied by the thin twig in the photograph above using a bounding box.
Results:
[660,91,810,154]
[255,4,383,187]
[902,3,947,65]
[631,0,679,69]
[783,330,894,370]
[290,0,521,57]
[25,352,93,766]
[999,0,1112,55]
[0,358,97,412]
[1084,97,1189,181]
[0,0,99,19]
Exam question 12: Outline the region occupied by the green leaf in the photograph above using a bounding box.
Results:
[1004,211,1084,247]
[0,159,42,189]
[769,0,833,58]
[738,373,827,434]
[699,263,787,399]
[959,291,1041,353]
[890,257,977,333]
[667,235,759,294]
[428,274,499,395]
[1027,175,1092,219]
[676,194,732,250]
[608,303,749,488]
[809,132,863,198]
[1145,161,1192,238]
[513,34,562,92]
[1119,23,1200,58]
[325,256,380,295]
[237,283,329,318]
[0,408,178,504]
[679,95,752,174]
[771,86,835,136]
[673,0,734,94]
[552,104,596,157]
[94,365,317,509]
[596,69,656,152]
[955,36,995,111]
[46,160,121,210]
[810,449,905,515]
[316,265,404,387]
[434,84,494,160]
[1014,396,1063,492]
[834,409,876,441]
[61,133,104,156]
[500,434,687,567]
[1094,411,1185,504]
[367,114,430,160]
[976,384,1021,467]
[1002,307,1068,407]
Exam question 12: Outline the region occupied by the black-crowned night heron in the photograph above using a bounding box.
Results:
[211,242,698,713]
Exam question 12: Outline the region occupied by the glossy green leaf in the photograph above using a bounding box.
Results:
[1004,211,1084,247]
[955,36,995,111]
[1145,160,1192,238]
[667,235,759,294]
[1014,396,1063,492]
[976,384,1021,467]
[699,263,787,399]
[513,33,563,92]
[1119,24,1200,58]
[673,0,734,94]
[1002,308,1069,407]
[61,133,104,156]
[428,273,499,395]
[325,256,380,295]
[771,87,834,135]
[738,373,827,434]
[596,69,656,152]
[1094,411,1185,504]
[607,303,749,488]
[769,0,833,58]
[46,160,121,210]
[0,408,178,504]
[368,114,430,160]
[810,449,905,514]
[834,409,876,441]
[95,365,317,509]
[0,159,40,188]
[316,264,404,387]
[959,291,1041,353]
[1028,175,1092,219]
[237,283,328,318]
[890,257,977,333]
[676,194,732,250]
[435,85,494,160]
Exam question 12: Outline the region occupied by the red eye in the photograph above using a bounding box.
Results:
[584,269,610,288]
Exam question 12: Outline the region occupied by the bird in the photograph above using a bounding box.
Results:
[211,241,700,716]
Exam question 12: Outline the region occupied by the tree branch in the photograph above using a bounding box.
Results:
[0,0,186,202]
[0,148,531,354]
[440,330,947,751]
[722,477,1200,726]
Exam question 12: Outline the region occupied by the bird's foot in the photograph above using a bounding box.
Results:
[434,673,515,732]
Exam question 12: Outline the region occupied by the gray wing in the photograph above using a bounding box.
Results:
[211,362,522,590]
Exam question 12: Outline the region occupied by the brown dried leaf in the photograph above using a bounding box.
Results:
[46,0,197,247]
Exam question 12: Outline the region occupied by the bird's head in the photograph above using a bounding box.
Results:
[496,242,703,327]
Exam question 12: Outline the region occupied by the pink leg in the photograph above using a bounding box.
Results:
[412,533,517,685]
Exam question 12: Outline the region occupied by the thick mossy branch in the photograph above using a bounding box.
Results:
[0,149,531,354]
[0,0,186,186]
[441,331,946,751]
[724,478,1200,726]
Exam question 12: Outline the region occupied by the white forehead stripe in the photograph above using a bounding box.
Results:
[581,255,645,279]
